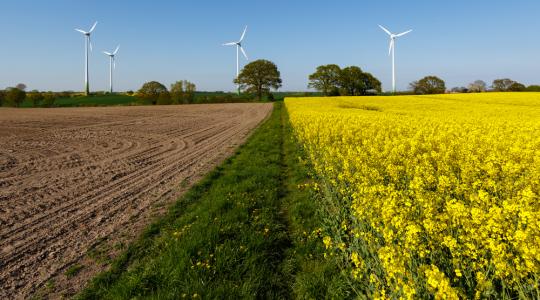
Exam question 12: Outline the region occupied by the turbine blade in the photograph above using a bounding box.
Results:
[240,46,248,60]
[89,36,93,51]
[89,21,97,33]
[75,29,87,34]
[113,58,116,69]
[239,25,247,42]
[223,42,236,46]
[113,45,120,55]
[395,29,412,37]
[388,39,394,56]
[378,24,392,36]
[103,51,112,55]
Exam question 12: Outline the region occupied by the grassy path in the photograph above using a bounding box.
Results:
[77,102,339,299]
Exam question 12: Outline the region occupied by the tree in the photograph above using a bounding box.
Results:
[170,80,197,104]
[492,78,516,91]
[170,81,184,104]
[508,82,526,92]
[308,64,342,96]
[27,90,44,107]
[0,90,5,106]
[468,80,487,93]
[137,81,169,105]
[338,66,382,96]
[450,87,468,93]
[360,72,382,95]
[339,66,363,95]
[5,87,26,107]
[234,59,282,100]
[15,83,27,91]
[410,76,446,94]
[184,81,196,103]
[526,85,540,92]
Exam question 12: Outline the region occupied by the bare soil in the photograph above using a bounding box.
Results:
[0,103,272,299]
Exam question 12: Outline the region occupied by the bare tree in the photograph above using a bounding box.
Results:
[468,80,487,93]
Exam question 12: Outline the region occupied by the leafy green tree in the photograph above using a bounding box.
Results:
[5,87,26,107]
[526,85,540,92]
[28,90,44,107]
[184,81,196,103]
[170,81,184,104]
[308,64,342,96]
[0,90,5,106]
[338,66,382,96]
[137,81,169,105]
[234,59,282,100]
[339,66,363,95]
[508,82,526,92]
[410,76,446,94]
[170,80,197,104]
[360,72,382,94]
[492,78,516,91]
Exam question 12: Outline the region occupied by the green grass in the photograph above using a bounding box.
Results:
[77,102,343,299]
[65,264,84,278]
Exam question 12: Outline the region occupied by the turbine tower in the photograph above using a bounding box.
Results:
[103,46,120,93]
[379,25,412,93]
[75,21,98,96]
[223,26,249,94]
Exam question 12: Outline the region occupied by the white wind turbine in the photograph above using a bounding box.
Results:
[75,21,98,95]
[223,26,249,93]
[103,46,120,93]
[379,25,412,93]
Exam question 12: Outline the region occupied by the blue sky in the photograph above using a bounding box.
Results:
[0,0,539,92]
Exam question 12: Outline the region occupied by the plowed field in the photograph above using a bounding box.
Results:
[0,103,272,298]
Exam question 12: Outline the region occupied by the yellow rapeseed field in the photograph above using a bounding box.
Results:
[285,93,540,299]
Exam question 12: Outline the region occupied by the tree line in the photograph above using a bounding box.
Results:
[450,78,539,93]
[137,80,197,105]
[137,59,282,103]
[307,64,540,95]
[0,84,59,107]
[308,64,381,96]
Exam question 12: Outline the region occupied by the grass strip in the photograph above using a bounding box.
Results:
[79,102,290,299]
[280,104,351,298]
[78,101,344,299]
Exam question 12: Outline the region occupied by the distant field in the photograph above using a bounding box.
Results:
[20,95,136,108]
[14,91,319,108]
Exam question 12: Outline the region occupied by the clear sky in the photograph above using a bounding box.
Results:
[1,0,539,92]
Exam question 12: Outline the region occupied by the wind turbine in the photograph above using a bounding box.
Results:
[378,25,412,93]
[103,46,120,93]
[75,21,98,96]
[223,26,248,93]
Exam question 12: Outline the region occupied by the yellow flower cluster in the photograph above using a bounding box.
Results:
[285,93,540,298]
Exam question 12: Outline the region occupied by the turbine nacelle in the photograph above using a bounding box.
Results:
[103,46,120,69]
[222,25,249,60]
[103,45,120,57]
[379,25,412,55]
[378,24,412,93]
[75,21,98,51]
